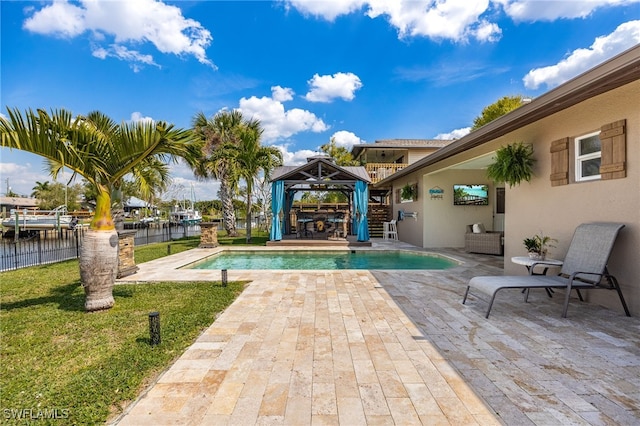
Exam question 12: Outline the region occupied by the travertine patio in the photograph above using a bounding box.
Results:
[113,242,640,425]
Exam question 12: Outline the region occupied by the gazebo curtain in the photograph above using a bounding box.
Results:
[354,180,369,242]
[270,180,284,241]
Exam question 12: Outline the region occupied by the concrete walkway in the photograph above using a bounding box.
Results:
[113,242,640,425]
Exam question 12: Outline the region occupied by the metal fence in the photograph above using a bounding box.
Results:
[1,224,201,272]
[133,224,201,246]
[1,228,83,271]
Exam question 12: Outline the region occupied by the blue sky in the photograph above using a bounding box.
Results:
[2,0,639,201]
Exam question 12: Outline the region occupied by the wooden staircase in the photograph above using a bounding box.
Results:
[368,205,392,238]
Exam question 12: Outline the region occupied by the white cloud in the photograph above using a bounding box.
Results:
[331,130,364,150]
[130,112,154,123]
[273,145,320,166]
[523,20,640,90]
[305,72,363,103]
[164,161,221,202]
[23,0,214,69]
[238,93,329,142]
[367,0,498,41]
[473,20,502,42]
[22,1,86,37]
[271,86,295,102]
[497,0,639,21]
[435,127,471,140]
[286,0,501,42]
[286,0,637,42]
[92,44,160,72]
[271,134,362,168]
[0,160,54,197]
[282,0,367,21]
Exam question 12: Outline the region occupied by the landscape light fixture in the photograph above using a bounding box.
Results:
[148,312,161,346]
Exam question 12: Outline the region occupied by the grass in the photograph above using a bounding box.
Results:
[0,238,248,425]
[134,230,270,264]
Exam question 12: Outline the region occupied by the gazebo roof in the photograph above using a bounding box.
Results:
[270,155,371,185]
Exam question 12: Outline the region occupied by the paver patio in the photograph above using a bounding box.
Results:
[113,242,640,425]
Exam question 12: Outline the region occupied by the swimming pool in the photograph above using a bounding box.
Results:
[186,250,458,270]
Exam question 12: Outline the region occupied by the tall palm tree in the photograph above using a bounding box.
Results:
[218,119,282,242]
[31,180,51,199]
[191,110,245,237]
[1,108,199,311]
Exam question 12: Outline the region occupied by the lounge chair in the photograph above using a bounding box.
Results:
[462,223,631,318]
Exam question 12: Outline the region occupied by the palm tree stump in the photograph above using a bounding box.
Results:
[80,230,119,311]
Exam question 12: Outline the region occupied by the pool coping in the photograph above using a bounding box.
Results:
[116,240,469,284]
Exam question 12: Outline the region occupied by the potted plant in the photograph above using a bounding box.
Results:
[486,142,536,187]
[523,233,557,260]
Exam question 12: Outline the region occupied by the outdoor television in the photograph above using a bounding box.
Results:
[453,184,489,206]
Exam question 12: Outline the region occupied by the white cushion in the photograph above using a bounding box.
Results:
[472,223,486,233]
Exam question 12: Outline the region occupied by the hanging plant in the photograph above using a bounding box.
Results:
[486,142,536,187]
[401,183,417,201]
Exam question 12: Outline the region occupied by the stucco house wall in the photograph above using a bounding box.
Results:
[389,170,424,248]
[407,148,439,164]
[421,170,496,248]
[500,80,639,315]
[407,79,639,315]
[378,46,639,316]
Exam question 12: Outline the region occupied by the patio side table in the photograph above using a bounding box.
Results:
[511,256,563,298]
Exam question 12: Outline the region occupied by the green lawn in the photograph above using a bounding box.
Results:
[0,237,252,425]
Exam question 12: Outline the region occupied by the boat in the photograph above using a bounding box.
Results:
[170,185,202,226]
[170,206,202,226]
[2,205,75,230]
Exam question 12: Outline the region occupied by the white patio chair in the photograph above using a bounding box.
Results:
[383,220,398,240]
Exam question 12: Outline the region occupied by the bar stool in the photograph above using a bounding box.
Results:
[383,220,398,240]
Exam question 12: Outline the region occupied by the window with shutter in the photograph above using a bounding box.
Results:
[599,119,626,180]
[575,131,601,182]
[550,137,569,186]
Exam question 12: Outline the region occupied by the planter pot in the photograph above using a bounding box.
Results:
[80,229,119,311]
[528,252,546,261]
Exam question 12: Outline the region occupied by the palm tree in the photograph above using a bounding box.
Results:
[31,180,51,199]
[215,119,282,242]
[191,110,244,237]
[1,107,199,311]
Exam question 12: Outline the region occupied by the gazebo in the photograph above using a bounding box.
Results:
[269,155,371,242]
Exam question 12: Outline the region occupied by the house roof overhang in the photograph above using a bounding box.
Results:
[373,44,640,187]
[0,196,38,208]
[351,139,453,158]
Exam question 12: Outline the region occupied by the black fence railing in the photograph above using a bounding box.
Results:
[1,228,84,271]
[1,224,201,272]
[133,223,201,246]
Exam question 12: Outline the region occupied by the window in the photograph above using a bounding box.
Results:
[575,131,601,182]
[550,120,626,186]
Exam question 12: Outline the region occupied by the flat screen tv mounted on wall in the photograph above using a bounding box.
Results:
[453,184,489,206]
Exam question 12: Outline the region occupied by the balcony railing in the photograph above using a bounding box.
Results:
[365,163,408,183]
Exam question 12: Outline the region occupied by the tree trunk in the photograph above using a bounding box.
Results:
[81,188,118,312]
[246,193,252,243]
[111,187,125,231]
[81,229,118,311]
[219,179,237,237]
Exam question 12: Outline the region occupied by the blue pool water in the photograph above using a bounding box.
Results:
[187,250,457,270]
